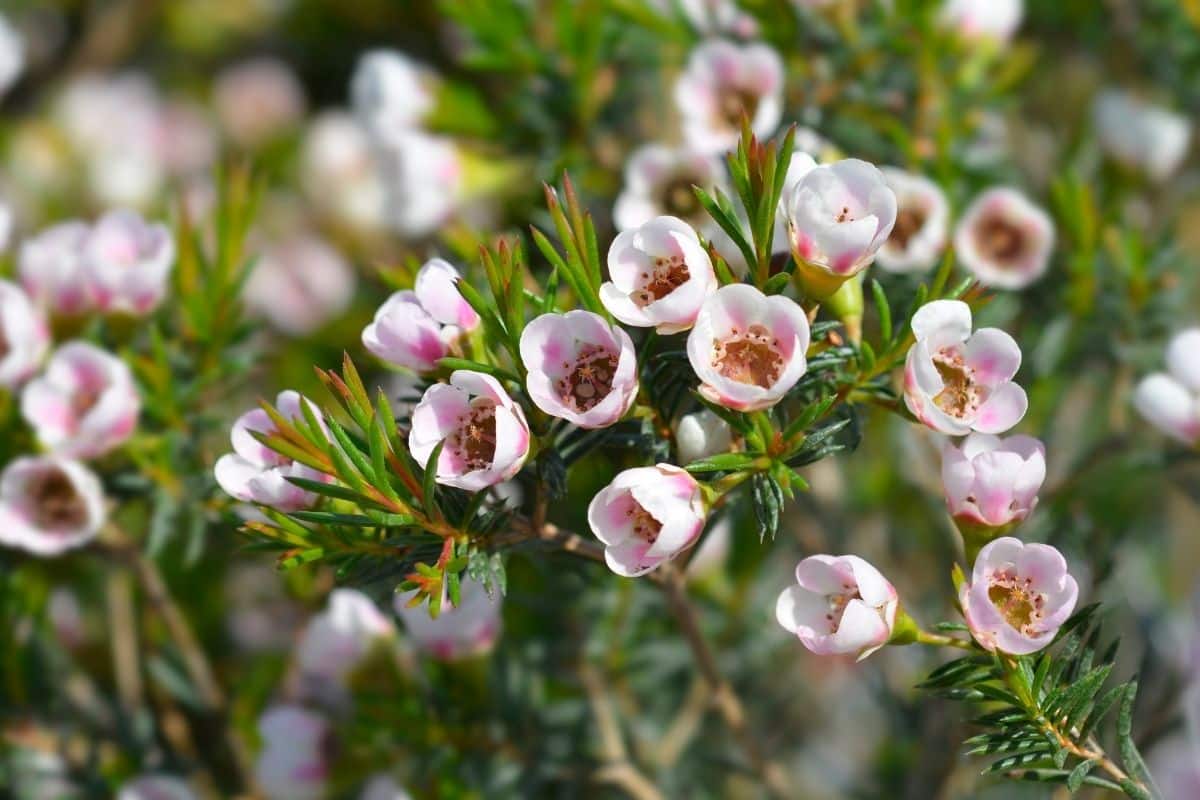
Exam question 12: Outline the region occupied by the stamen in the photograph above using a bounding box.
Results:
[932,346,985,418]
[712,324,783,388]
[626,501,663,544]
[889,205,928,250]
[987,569,1045,635]
[557,344,619,413]
[447,401,498,471]
[28,468,88,530]
[976,216,1026,264]
[631,255,690,308]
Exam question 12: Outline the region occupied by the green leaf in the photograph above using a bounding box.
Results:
[684,453,760,474]
[421,440,445,519]
[1067,759,1096,792]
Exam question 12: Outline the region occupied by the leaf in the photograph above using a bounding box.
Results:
[421,440,445,519]
[1067,758,1096,792]
[684,453,760,474]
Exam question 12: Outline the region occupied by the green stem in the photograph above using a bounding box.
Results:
[914,630,976,650]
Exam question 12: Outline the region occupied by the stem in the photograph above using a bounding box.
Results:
[915,630,976,650]
[580,661,665,800]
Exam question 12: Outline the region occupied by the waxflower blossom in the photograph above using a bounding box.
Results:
[21,342,141,459]
[295,589,394,687]
[960,537,1078,655]
[942,433,1046,533]
[954,188,1054,290]
[687,284,810,411]
[82,209,175,315]
[244,234,356,337]
[673,409,734,464]
[601,216,717,333]
[351,49,435,142]
[302,112,387,230]
[376,130,464,237]
[117,775,197,800]
[395,577,503,661]
[1134,328,1200,446]
[0,280,50,388]
[674,40,784,154]
[254,706,330,800]
[939,0,1024,43]
[408,371,531,491]
[19,221,92,315]
[903,300,1027,435]
[786,159,898,297]
[0,456,106,557]
[775,554,899,659]
[1093,90,1192,182]
[362,291,456,373]
[413,258,480,331]
[587,464,707,577]
[876,168,949,274]
[613,144,727,233]
[213,57,306,148]
[520,310,638,428]
[214,390,331,512]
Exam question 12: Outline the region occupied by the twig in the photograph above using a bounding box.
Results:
[653,676,709,768]
[107,569,143,711]
[580,661,665,800]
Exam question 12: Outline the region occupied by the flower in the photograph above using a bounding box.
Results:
[939,0,1024,43]
[19,221,92,315]
[82,209,175,315]
[21,342,141,459]
[876,168,949,274]
[673,409,734,464]
[408,371,531,491]
[213,57,306,148]
[0,13,23,97]
[351,49,435,142]
[655,0,758,36]
[0,280,50,388]
[359,775,413,800]
[942,432,1046,533]
[786,159,897,298]
[244,234,356,337]
[394,577,503,661]
[117,775,197,800]
[362,290,456,373]
[520,310,639,428]
[0,456,106,557]
[1093,90,1192,182]
[775,554,899,659]
[601,216,717,333]
[376,130,463,237]
[960,537,1078,654]
[674,40,784,154]
[413,258,479,331]
[903,300,1027,435]
[613,144,727,232]
[295,589,394,687]
[213,390,331,512]
[770,150,818,254]
[254,706,331,800]
[687,284,810,411]
[302,112,387,230]
[1133,328,1200,446]
[953,187,1054,290]
[587,464,707,577]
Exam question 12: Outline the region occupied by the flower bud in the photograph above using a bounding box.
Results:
[942,432,1045,545]
[775,554,899,660]
[82,209,175,315]
[674,40,784,154]
[394,577,503,661]
[0,280,50,388]
[244,235,356,337]
[876,168,949,274]
[953,187,1054,291]
[0,456,106,557]
[673,409,734,464]
[1093,90,1191,182]
[413,258,479,332]
[295,589,394,688]
[19,221,92,316]
[254,706,331,800]
[362,290,457,373]
[1134,328,1200,446]
[350,49,435,143]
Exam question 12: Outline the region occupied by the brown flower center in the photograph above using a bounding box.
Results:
[976,216,1027,265]
[72,386,103,418]
[626,501,662,544]
[823,584,862,633]
[712,324,783,388]
[557,344,619,413]
[932,346,983,419]
[659,175,703,221]
[717,88,760,131]
[29,468,88,530]
[448,401,497,472]
[987,570,1046,634]
[889,206,928,250]
[632,255,690,308]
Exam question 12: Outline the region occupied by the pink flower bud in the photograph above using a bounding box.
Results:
[942,432,1045,531]
[1134,328,1200,446]
[775,554,899,659]
[520,310,639,428]
[214,58,306,149]
[903,300,1027,435]
[117,775,197,800]
[19,220,92,316]
[254,706,331,800]
[674,40,784,154]
[362,290,455,373]
[295,589,394,687]
[939,0,1024,43]
[876,168,949,274]
[82,209,175,315]
[601,216,717,333]
[587,464,706,577]
[394,577,503,661]
[1094,90,1191,183]
[214,390,332,512]
[413,258,479,331]
[0,456,106,557]
[244,235,356,337]
[614,144,727,233]
[408,370,531,491]
[0,280,50,388]
[687,284,810,411]
[954,187,1054,290]
[21,341,140,459]
[960,537,1078,655]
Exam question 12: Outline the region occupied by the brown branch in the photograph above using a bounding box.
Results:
[580,662,665,800]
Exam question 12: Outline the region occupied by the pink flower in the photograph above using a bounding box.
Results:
[213,58,306,148]
[601,216,717,333]
[414,258,479,331]
[786,159,897,296]
[876,168,949,274]
[117,775,197,800]
[587,464,707,577]
[408,370,531,491]
[394,577,503,661]
[1134,328,1200,446]
[775,554,899,659]
[21,341,141,459]
[675,40,784,154]
[939,0,1024,43]
[213,390,331,512]
[614,144,727,233]
[0,280,50,388]
[362,291,455,373]
[656,0,759,37]
[0,456,106,557]
[295,589,394,687]
[244,235,356,337]
[254,706,330,800]
[18,221,92,315]
[942,432,1045,532]
[687,284,810,411]
[82,209,175,315]
[520,311,639,428]
[954,187,1055,290]
[960,537,1078,655]
[903,300,1027,435]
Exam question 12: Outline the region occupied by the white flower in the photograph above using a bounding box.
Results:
[351,49,435,142]
[1134,328,1200,446]
[359,774,413,800]
[613,144,727,233]
[295,589,394,687]
[376,131,464,237]
[0,200,12,253]
[776,554,899,659]
[117,775,197,800]
[0,280,50,388]
[954,187,1055,290]
[0,456,106,557]
[939,0,1024,43]
[673,409,734,464]
[876,168,949,274]
[244,235,356,337]
[19,221,92,315]
[394,577,503,661]
[674,40,784,154]
[82,209,175,315]
[302,112,388,230]
[1093,90,1192,182]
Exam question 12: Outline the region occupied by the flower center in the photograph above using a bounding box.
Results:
[987,570,1046,634]
[557,344,619,413]
[72,386,102,419]
[889,205,928,250]
[717,88,760,130]
[448,401,498,472]
[976,216,1026,265]
[632,255,691,308]
[28,468,88,530]
[659,175,703,221]
[625,500,662,544]
[932,346,984,419]
[824,584,862,633]
[835,205,856,224]
[712,324,784,389]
